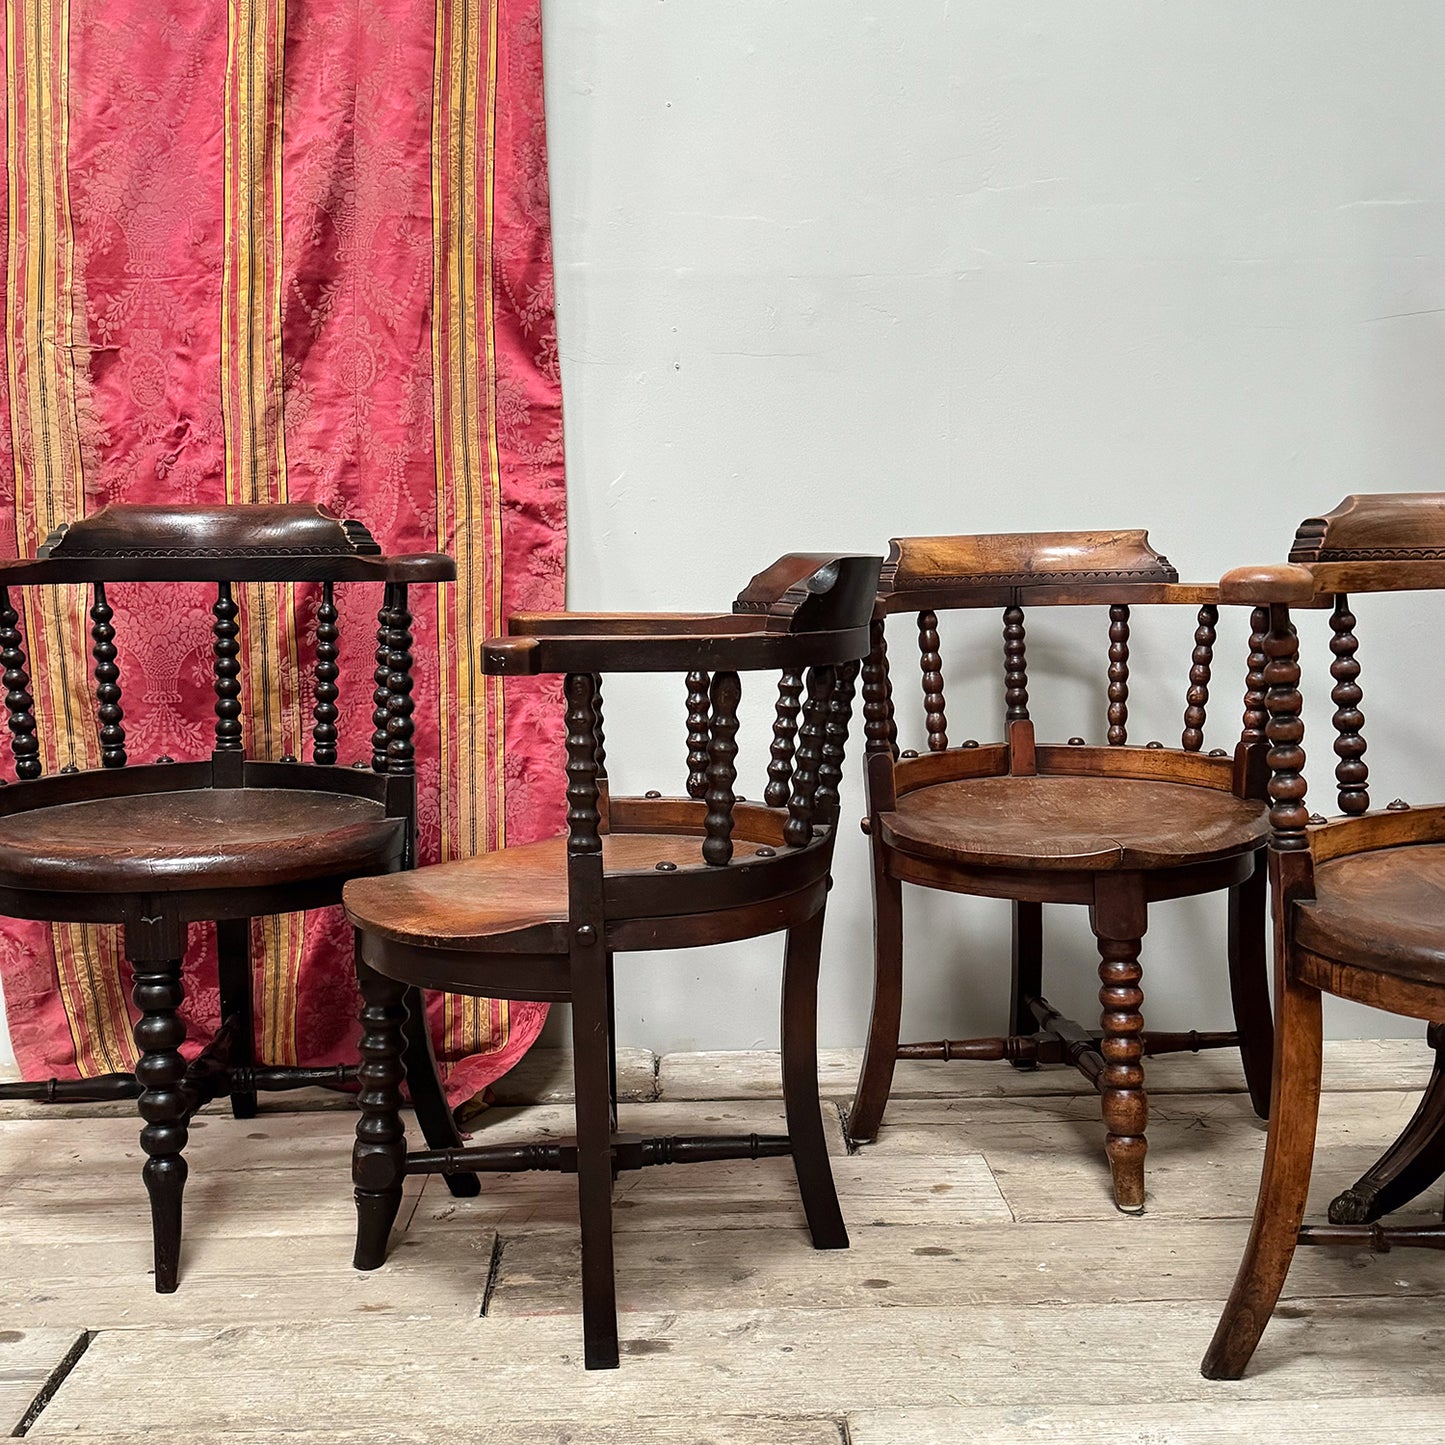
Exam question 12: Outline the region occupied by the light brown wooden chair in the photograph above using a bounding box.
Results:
[1205,493,1445,1379]
[848,530,1275,1211]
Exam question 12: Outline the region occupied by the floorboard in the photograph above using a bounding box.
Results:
[1,1045,1442,1441]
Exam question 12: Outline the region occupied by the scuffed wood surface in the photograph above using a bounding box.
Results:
[2,1044,1444,1440]
[657,1038,1435,1101]
[849,1399,1445,1444]
[25,1300,1445,1436]
[0,1328,86,1435]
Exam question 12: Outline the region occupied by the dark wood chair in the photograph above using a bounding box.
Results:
[848,530,1276,1211]
[1205,493,1445,1379]
[342,552,881,1369]
[0,503,478,1291]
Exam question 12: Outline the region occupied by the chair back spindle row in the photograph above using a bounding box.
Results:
[0,576,420,780]
[878,591,1245,760]
[663,653,865,863]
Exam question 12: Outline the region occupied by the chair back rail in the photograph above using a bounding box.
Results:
[0,504,453,790]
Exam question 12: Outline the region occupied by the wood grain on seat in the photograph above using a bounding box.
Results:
[344,832,776,952]
[0,790,403,892]
[878,776,1268,872]
[1295,844,1445,988]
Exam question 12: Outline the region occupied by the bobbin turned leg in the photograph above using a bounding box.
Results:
[353,961,409,1270]
[782,906,848,1249]
[125,914,190,1293]
[215,918,257,1121]
[1227,851,1273,1120]
[1091,875,1149,1213]
[848,840,904,1144]
[397,971,480,1200]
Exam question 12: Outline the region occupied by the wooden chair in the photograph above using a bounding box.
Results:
[342,552,881,1369]
[1205,493,1445,1379]
[0,503,478,1291]
[848,530,1276,1211]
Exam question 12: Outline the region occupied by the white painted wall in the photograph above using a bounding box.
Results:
[539,0,1445,1053]
[3,0,1443,1070]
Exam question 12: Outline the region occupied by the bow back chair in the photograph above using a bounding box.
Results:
[848,529,1276,1211]
[1205,492,1445,1379]
[342,551,882,1369]
[0,503,476,1292]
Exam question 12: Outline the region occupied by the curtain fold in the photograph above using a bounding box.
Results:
[0,0,565,1103]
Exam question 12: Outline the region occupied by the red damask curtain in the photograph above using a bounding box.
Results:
[0,0,565,1101]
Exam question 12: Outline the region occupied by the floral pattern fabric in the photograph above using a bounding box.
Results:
[0,0,565,1102]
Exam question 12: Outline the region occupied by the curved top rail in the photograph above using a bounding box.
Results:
[876,529,1179,611]
[0,504,454,584]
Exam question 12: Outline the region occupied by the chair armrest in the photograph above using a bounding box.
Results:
[508,611,745,637]
[1218,564,1321,606]
[480,621,870,675]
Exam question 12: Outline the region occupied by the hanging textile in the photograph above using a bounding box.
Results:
[0,0,565,1103]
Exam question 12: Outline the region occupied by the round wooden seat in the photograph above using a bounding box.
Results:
[1296,844,1445,988]
[0,788,404,893]
[878,775,1269,871]
[344,831,776,952]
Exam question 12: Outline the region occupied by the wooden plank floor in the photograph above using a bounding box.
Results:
[1,1041,1442,1442]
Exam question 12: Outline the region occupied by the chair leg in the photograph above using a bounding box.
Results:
[1202,966,1324,1379]
[1092,875,1149,1213]
[1009,900,1044,1070]
[215,917,257,1121]
[571,963,620,1370]
[397,973,480,1200]
[1227,852,1273,1120]
[1329,1021,1445,1224]
[130,952,190,1293]
[606,950,619,1133]
[782,906,849,1250]
[848,846,903,1143]
[353,962,410,1271]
